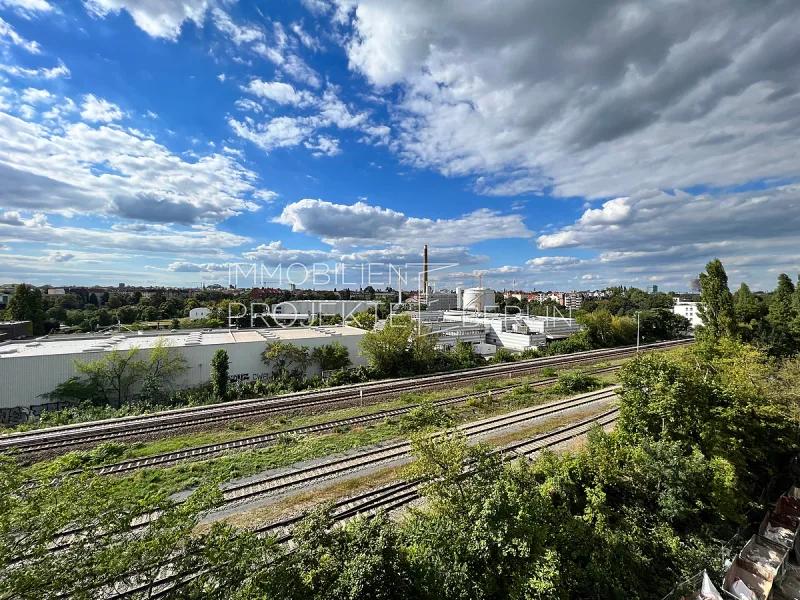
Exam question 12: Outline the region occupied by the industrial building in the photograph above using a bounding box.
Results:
[456,287,499,311]
[417,310,582,353]
[0,326,368,426]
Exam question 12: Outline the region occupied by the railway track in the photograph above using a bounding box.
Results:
[89,364,620,476]
[105,408,620,600]
[43,387,618,559]
[0,339,689,456]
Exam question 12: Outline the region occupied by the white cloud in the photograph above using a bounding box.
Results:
[0,59,70,79]
[337,0,800,200]
[40,250,75,262]
[274,199,533,247]
[253,189,278,202]
[0,0,54,16]
[242,79,315,106]
[242,240,332,264]
[83,0,214,41]
[211,8,263,45]
[291,21,320,51]
[234,98,262,113]
[20,87,52,103]
[304,135,340,157]
[0,16,40,52]
[80,94,124,122]
[0,99,268,225]
[300,0,331,15]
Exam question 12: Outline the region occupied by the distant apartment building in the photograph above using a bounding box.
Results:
[673,300,703,328]
[646,285,659,294]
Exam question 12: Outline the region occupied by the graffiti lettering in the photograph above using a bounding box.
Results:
[0,400,77,427]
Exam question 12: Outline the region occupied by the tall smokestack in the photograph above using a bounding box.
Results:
[423,244,428,299]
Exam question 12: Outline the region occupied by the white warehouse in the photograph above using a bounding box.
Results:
[0,326,368,427]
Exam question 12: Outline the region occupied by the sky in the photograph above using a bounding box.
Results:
[0,0,799,293]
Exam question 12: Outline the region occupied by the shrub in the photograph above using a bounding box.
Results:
[554,371,601,394]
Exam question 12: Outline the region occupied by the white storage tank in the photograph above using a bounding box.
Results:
[461,287,498,311]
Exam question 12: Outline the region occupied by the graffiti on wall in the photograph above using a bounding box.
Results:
[1,400,77,427]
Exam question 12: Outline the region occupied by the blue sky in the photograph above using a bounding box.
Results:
[1,0,799,292]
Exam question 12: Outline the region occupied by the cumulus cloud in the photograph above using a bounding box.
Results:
[0,99,267,224]
[80,94,124,122]
[242,80,315,106]
[83,0,214,41]
[274,199,533,247]
[304,135,340,157]
[40,251,74,262]
[536,186,800,252]
[337,0,800,199]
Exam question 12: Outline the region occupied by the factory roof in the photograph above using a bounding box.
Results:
[0,326,365,358]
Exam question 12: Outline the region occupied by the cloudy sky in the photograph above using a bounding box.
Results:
[0,0,798,292]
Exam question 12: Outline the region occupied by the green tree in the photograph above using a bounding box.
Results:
[139,338,189,403]
[311,341,352,372]
[350,309,377,330]
[359,314,436,377]
[696,258,737,342]
[116,305,137,324]
[262,340,312,383]
[211,348,230,401]
[734,282,762,324]
[765,273,799,356]
[0,455,222,600]
[6,283,45,335]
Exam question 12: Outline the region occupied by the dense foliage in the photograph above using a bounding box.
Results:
[3,338,798,599]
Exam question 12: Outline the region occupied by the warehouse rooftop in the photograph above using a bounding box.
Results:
[0,326,365,358]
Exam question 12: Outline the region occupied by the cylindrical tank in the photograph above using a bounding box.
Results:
[461,287,497,311]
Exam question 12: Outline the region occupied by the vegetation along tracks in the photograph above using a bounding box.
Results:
[43,387,619,558]
[105,407,621,600]
[90,365,620,476]
[0,339,688,455]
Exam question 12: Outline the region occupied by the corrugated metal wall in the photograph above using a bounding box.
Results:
[0,333,367,421]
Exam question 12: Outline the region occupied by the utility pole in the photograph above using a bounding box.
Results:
[636,311,640,352]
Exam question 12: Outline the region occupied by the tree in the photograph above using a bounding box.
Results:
[765,273,799,356]
[262,340,312,382]
[696,259,737,342]
[139,338,189,403]
[350,310,377,330]
[734,282,762,324]
[363,285,375,300]
[73,347,146,407]
[312,341,352,372]
[0,455,222,600]
[116,305,137,324]
[87,292,98,306]
[359,314,436,377]
[211,348,230,400]
[6,283,45,335]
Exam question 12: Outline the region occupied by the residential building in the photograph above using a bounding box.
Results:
[673,301,703,328]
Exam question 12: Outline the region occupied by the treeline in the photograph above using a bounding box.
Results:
[697,259,800,356]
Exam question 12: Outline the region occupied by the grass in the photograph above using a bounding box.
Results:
[25,368,619,501]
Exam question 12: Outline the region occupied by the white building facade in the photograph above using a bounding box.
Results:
[673,301,703,328]
[0,326,367,426]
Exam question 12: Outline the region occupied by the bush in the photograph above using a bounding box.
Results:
[540,367,557,377]
[400,400,452,432]
[554,371,601,394]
